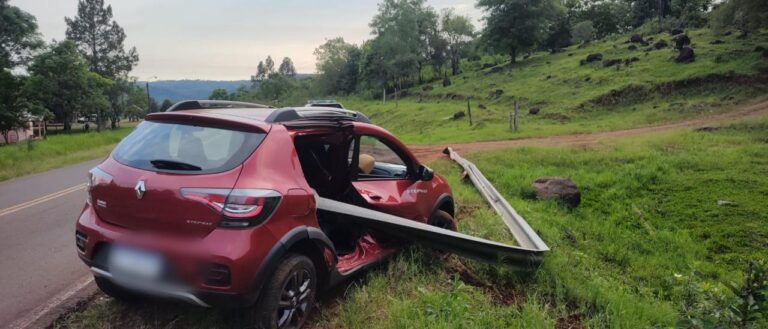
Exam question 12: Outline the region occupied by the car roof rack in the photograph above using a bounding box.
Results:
[166,100,271,112]
[265,107,370,124]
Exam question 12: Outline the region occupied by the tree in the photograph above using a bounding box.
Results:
[251,60,267,88]
[24,41,106,132]
[209,88,230,100]
[477,0,559,63]
[0,0,43,69]
[566,0,630,38]
[159,99,174,111]
[65,0,138,129]
[711,0,768,33]
[264,56,275,74]
[571,20,595,43]
[367,0,432,93]
[441,9,474,75]
[0,71,27,143]
[314,38,361,95]
[65,0,138,78]
[278,57,297,77]
[544,11,572,50]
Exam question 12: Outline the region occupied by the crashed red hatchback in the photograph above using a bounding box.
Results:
[75,100,456,328]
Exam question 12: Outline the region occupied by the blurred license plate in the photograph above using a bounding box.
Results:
[108,246,162,280]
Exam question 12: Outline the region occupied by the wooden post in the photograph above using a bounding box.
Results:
[467,98,472,126]
[514,101,519,132]
[382,88,386,104]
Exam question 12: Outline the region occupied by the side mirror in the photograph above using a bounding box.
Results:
[419,165,434,181]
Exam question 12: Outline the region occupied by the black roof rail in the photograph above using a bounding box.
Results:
[265,107,370,124]
[166,100,271,112]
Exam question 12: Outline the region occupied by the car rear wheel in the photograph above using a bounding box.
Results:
[248,253,317,329]
[94,276,142,302]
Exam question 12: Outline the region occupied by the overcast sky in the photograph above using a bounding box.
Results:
[11,0,482,81]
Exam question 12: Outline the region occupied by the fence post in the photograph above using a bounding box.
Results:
[467,98,473,126]
[514,101,519,132]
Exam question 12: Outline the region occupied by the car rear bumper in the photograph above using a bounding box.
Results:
[75,203,279,308]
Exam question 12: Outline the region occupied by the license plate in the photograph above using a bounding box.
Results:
[108,246,163,281]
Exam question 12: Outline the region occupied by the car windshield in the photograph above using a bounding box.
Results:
[112,121,266,174]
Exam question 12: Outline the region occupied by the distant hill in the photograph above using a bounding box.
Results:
[138,80,251,102]
[140,74,315,102]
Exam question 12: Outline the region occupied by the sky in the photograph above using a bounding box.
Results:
[11,0,483,81]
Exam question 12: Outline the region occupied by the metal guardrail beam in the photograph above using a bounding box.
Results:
[443,147,550,252]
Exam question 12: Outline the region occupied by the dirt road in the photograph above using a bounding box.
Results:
[410,99,768,162]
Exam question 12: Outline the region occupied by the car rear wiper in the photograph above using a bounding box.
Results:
[150,159,202,171]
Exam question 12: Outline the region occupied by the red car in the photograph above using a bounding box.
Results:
[75,100,456,328]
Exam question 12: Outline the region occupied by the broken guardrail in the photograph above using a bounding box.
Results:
[443,147,549,252]
[314,149,549,268]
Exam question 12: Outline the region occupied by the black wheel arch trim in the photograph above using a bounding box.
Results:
[248,226,335,305]
[430,193,455,218]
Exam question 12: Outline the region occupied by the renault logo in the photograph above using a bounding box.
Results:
[135,180,146,199]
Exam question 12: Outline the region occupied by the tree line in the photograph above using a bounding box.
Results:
[0,0,152,141]
[217,0,765,105]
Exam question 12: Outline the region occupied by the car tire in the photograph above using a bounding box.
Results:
[247,253,317,329]
[428,210,458,232]
[427,210,458,257]
[94,276,143,302]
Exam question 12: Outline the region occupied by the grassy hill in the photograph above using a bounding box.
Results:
[345,28,768,144]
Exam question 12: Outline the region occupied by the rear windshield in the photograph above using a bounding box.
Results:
[112,121,266,174]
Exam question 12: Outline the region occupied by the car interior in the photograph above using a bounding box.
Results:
[292,129,407,256]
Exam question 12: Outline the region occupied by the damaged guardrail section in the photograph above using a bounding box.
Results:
[443,147,549,252]
[314,149,549,268]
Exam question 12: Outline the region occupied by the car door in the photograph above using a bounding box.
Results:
[350,134,432,222]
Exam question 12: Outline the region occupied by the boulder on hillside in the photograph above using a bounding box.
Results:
[529,107,540,115]
[654,40,668,49]
[670,28,684,36]
[488,89,504,99]
[585,53,603,63]
[628,45,637,51]
[674,35,691,49]
[451,111,465,120]
[478,103,487,110]
[532,177,581,207]
[624,57,640,65]
[602,59,621,67]
[676,47,695,63]
[629,34,644,43]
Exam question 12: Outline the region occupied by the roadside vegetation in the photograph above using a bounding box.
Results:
[0,122,136,181]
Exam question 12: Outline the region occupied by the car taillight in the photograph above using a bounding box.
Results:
[180,188,281,228]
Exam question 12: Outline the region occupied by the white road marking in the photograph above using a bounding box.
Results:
[0,184,87,218]
[7,275,94,329]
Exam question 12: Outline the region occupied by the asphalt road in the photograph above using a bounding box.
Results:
[0,159,102,328]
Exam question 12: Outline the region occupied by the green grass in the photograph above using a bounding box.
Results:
[342,28,768,144]
[0,123,136,181]
[55,118,768,328]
